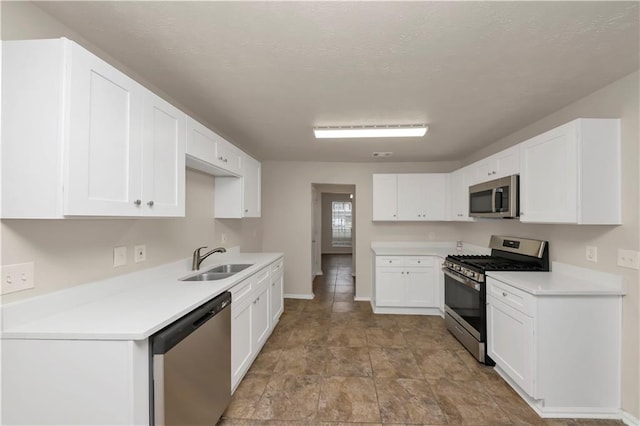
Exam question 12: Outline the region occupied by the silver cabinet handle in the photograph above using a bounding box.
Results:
[134,199,142,206]
[147,201,154,207]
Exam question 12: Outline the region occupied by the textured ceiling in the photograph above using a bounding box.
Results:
[33,1,639,162]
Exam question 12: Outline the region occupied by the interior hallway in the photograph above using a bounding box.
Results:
[220,254,622,425]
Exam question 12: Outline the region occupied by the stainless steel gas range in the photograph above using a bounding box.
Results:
[443,235,549,364]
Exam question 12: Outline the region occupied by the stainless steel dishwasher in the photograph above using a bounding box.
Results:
[151,291,231,426]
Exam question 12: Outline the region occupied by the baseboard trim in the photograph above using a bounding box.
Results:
[354,296,370,302]
[622,411,639,426]
[284,293,314,300]
[373,306,442,315]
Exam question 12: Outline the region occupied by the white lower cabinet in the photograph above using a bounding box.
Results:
[486,276,622,417]
[230,258,284,392]
[373,255,440,314]
[487,292,534,395]
[270,259,284,325]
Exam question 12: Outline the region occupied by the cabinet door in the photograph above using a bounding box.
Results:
[252,273,271,350]
[65,41,143,216]
[216,140,242,176]
[494,145,520,178]
[520,122,578,223]
[404,267,435,307]
[270,271,284,326]
[375,268,404,307]
[397,174,447,221]
[449,167,474,221]
[243,155,262,217]
[397,174,426,220]
[421,174,448,220]
[141,90,186,217]
[231,297,253,392]
[372,174,398,220]
[487,296,535,396]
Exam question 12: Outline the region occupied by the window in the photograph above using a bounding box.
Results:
[332,201,352,247]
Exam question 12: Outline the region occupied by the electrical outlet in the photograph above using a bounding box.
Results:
[221,233,227,244]
[617,249,640,270]
[1,262,35,295]
[113,246,127,267]
[134,245,146,263]
[586,246,598,263]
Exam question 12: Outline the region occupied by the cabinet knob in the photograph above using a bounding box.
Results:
[147,200,154,207]
[417,261,421,263]
[492,171,496,175]
[133,199,142,206]
[487,172,491,176]
[393,214,396,217]
[502,292,507,297]
[245,209,249,213]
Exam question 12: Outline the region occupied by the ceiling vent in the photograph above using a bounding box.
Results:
[372,152,393,158]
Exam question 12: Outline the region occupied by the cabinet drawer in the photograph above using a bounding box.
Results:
[270,258,284,275]
[487,278,535,317]
[230,278,252,304]
[376,257,403,267]
[405,256,433,267]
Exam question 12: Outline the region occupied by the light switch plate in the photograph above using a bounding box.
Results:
[617,249,640,270]
[113,246,127,267]
[586,246,598,263]
[134,245,146,263]
[1,262,35,295]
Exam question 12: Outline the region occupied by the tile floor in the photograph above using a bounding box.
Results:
[220,254,623,426]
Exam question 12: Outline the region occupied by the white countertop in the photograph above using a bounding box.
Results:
[487,262,625,296]
[371,241,490,258]
[0,252,283,341]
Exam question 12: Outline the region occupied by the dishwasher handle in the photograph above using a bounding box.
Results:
[152,291,231,355]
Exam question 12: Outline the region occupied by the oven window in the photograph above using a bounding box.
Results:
[469,189,493,213]
[444,275,482,334]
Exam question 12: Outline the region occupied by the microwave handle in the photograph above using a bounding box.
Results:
[491,188,497,213]
[494,188,503,212]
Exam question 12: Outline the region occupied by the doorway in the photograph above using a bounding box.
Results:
[311,184,356,292]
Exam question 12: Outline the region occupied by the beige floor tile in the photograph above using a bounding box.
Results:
[317,376,381,422]
[251,375,321,421]
[273,346,329,376]
[366,327,407,348]
[412,348,475,381]
[431,378,512,425]
[375,377,447,424]
[248,350,282,375]
[287,325,329,346]
[369,347,423,379]
[327,327,368,347]
[325,346,373,377]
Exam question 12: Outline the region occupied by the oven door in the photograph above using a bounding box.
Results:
[443,268,484,341]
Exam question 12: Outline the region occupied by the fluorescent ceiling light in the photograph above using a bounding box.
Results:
[313,125,428,139]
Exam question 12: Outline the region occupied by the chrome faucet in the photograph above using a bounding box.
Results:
[192,246,227,270]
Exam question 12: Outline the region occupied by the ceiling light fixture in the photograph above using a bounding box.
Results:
[313,124,428,139]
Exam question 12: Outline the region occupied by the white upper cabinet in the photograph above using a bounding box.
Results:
[397,174,448,221]
[185,117,242,177]
[140,91,186,217]
[214,152,262,218]
[373,174,448,221]
[519,118,621,224]
[449,165,475,221]
[469,145,520,185]
[2,38,185,218]
[372,174,398,220]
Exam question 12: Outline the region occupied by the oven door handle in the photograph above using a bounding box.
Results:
[442,268,481,291]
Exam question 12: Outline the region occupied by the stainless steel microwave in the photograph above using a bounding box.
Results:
[469,175,519,218]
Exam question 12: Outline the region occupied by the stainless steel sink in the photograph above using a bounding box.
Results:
[180,264,253,282]
[207,264,253,274]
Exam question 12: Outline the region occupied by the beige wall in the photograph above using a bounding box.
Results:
[262,71,639,418]
[0,3,261,303]
[261,160,461,299]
